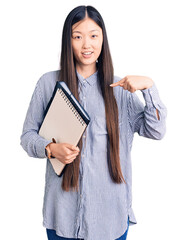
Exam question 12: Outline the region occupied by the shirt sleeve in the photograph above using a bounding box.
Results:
[20,78,51,158]
[127,83,167,140]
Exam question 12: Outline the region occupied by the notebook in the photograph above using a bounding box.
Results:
[38,81,90,176]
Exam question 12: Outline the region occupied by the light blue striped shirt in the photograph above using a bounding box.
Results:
[20,70,167,240]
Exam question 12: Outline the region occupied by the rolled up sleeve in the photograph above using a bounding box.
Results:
[127,84,167,140]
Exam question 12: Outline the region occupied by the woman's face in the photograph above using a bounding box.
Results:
[71,17,103,70]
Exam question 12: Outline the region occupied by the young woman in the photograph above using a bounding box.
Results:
[20,5,167,240]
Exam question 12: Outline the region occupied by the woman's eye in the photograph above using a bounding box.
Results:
[92,35,98,38]
[73,36,82,39]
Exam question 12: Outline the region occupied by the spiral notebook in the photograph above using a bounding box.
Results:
[38,81,90,176]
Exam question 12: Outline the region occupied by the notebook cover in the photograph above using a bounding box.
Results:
[38,81,90,176]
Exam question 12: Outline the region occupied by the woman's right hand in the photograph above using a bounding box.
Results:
[48,142,80,165]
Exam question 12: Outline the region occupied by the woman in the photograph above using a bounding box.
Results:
[20,5,167,240]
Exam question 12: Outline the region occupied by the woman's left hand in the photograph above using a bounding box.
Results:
[110,75,154,93]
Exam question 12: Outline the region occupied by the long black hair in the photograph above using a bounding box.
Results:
[58,5,126,192]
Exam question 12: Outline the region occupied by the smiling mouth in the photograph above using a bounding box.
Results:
[82,51,93,56]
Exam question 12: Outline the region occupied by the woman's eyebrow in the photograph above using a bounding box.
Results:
[90,29,99,32]
[72,29,100,34]
[72,31,82,34]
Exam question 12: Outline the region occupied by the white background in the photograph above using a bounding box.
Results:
[0,0,186,239]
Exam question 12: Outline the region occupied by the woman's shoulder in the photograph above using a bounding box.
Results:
[38,70,60,85]
[36,70,60,94]
[34,70,60,103]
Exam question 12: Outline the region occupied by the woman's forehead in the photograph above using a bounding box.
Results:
[72,17,101,33]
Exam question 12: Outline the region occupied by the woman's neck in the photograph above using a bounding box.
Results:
[76,64,97,79]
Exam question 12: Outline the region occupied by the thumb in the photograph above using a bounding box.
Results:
[66,143,80,152]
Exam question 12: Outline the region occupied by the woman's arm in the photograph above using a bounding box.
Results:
[127,84,167,139]
[20,79,51,158]
[110,75,167,140]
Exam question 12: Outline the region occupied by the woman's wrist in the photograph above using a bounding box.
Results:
[45,142,56,159]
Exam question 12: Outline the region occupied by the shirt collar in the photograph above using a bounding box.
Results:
[76,70,98,86]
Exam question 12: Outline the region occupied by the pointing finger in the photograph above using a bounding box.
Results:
[110,77,127,87]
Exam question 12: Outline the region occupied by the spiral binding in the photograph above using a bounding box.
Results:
[58,88,85,126]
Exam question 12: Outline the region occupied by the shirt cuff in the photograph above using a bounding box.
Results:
[35,137,52,158]
[140,83,161,109]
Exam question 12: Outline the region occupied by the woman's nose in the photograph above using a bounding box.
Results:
[82,36,91,49]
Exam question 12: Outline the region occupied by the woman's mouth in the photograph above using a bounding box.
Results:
[82,51,93,58]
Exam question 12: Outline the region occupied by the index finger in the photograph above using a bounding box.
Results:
[110,78,126,87]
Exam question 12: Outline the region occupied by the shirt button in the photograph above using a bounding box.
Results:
[83,135,86,138]
[83,96,86,100]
